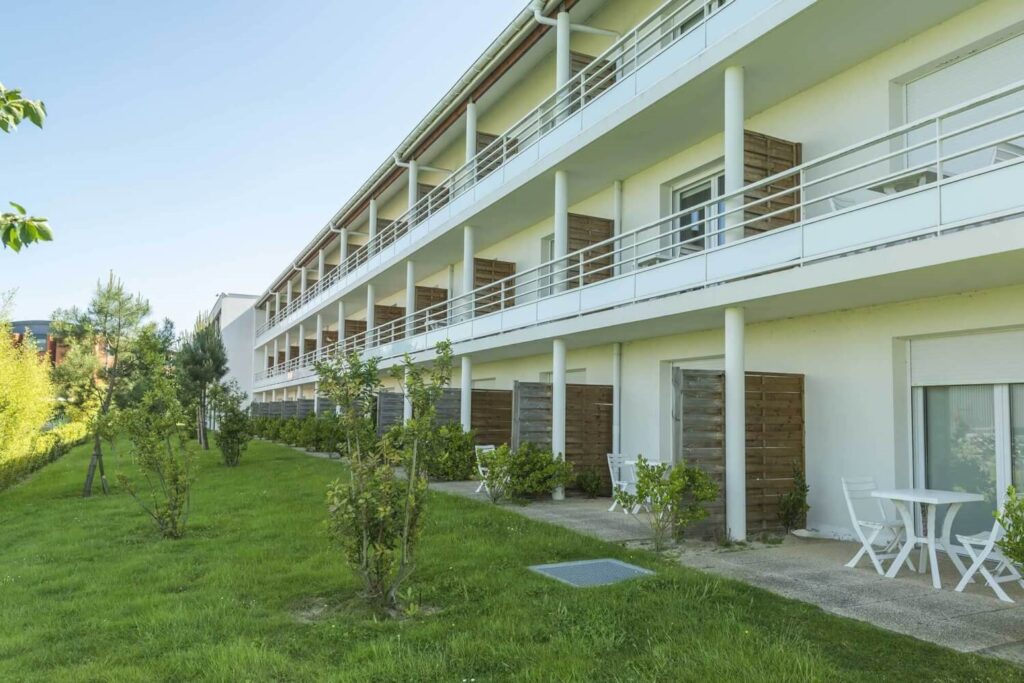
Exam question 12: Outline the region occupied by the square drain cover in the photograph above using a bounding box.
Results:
[529,558,653,587]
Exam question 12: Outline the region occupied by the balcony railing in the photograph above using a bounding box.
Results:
[255,80,1024,385]
[256,0,747,338]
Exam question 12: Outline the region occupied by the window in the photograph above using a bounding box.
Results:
[540,234,556,297]
[672,173,725,253]
[913,383,1023,539]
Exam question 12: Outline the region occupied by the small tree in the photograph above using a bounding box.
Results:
[995,486,1024,567]
[315,351,381,459]
[210,381,252,467]
[52,273,150,496]
[0,315,54,467]
[778,464,810,533]
[613,456,718,551]
[175,314,227,450]
[116,370,194,539]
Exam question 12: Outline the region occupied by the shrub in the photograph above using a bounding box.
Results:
[778,464,810,533]
[480,442,573,502]
[0,317,55,478]
[315,351,381,459]
[210,382,252,467]
[996,486,1024,567]
[278,418,300,446]
[0,420,89,493]
[412,423,477,481]
[575,466,603,498]
[116,379,194,539]
[613,456,718,551]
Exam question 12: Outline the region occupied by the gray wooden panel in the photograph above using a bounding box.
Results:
[376,391,404,436]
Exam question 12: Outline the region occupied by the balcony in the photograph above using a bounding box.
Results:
[255,80,1024,386]
[255,0,782,341]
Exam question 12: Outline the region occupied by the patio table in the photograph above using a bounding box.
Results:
[870,488,984,589]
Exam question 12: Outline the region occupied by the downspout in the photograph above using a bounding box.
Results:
[529,0,619,38]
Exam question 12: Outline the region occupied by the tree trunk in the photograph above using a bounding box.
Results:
[83,431,109,497]
[200,388,209,450]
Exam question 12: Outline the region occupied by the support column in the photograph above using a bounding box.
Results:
[284,331,291,363]
[317,249,325,281]
[286,279,293,306]
[263,344,270,370]
[368,198,379,239]
[339,228,349,267]
[299,267,308,295]
[465,100,478,162]
[462,225,475,319]
[274,291,281,317]
[313,381,320,416]
[403,369,413,422]
[724,65,745,244]
[552,338,567,501]
[612,179,623,275]
[273,339,279,366]
[612,342,622,455]
[725,306,746,541]
[554,170,569,290]
[407,159,419,211]
[315,313,324,356]
[264,302,271,326]
[337,300,346,344]
[298,322,306,360]
[460,355,472,432]
[405,260,416,337]
[556,11,572,89]
[366,284,375,347]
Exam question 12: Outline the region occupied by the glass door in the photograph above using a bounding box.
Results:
[1011,384,1024,486]
[673,174,725,255]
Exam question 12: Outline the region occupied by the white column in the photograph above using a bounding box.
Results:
[405,260,416,337]
[403,368,413,422]
[612,342,622,455]
[407,159,419,211]
[298,322,306,359]
[462,225,475,319]
[725,306,746,541]
[264,344,271,370]
[460,355,472,431]
[284,331,291,362]
[368,198,378,239]
[465,100,478,162]
[286,279,293,306]
[613,179,623,275]
[556,11,572,89]
[552,337,567,501]
[339,228,349,265]
[264,302,271,326]
[317,249,325,280]
[724,65,745,243]
[274,291,281,316]
[273,339,279,366]
[315,313,323,355]
[337,300,347,345]
[299,267,308,295]
[366,284,375,346]
[313,381,320,415]
[554,170,569,290]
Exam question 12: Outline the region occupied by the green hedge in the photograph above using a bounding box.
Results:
[0,421,90,493]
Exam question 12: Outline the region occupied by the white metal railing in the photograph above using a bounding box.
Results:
[256,0,736,338]
[254,80,1024,384]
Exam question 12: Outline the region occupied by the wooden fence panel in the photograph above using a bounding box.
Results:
[675,369,805,539]
[472,389,513,447]
[296,399,315,419]
[376,391,404,436]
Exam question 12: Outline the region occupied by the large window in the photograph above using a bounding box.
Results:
[914,383,1023,538]
[672,173,725,253]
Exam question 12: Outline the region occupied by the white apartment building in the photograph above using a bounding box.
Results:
[210,292,258,405]
[247,0,1024,541]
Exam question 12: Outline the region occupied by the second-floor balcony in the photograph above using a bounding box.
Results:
[255,79,1024,386]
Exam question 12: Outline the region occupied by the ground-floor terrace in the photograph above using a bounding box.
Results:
[255,269,1024,545]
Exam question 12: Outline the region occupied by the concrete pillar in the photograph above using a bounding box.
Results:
[552,337,567,501]
[317,249,325,280]
[300,267,308,295]
[284,331,291,363]
[403,368,413,422]
[405,260,416,337]
[613,179,623,275]
[337,300,347,346]
[460,355,472,431]
[313,381,319,415]
[725,306,746,541]
[465,100,478,162]
[298,322,306,359]
[407,159,419,212]
[554,170,569,290]
[724,65,745,244]
[273,339,279,366]
[274,291,281,317]
[339,228,349,266]
[286,279,293,306]
[462,225,475,318]
[368,198,378,239]
[264,344,270,370]
[264,302,271,326]
[366,284,375,347]
[315,313,323,355]
[612,342,622,455]
[556,11,572,89]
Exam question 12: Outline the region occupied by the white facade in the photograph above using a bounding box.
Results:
[210,293,258,405]
[244,0,1024,539]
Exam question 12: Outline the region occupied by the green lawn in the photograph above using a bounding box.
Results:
[0,440,1020,682]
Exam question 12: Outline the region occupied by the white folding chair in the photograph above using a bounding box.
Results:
[607,453,638,513]
[842,477,915,575]
[474,445,496,495]
[955,518,1024,603]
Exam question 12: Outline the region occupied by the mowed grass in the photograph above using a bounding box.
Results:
[0,440,1020,683]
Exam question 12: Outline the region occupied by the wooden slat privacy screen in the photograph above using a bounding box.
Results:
[568,213,614,286]
[303,339,317,354]
[344,319,367,339]
[474,258,516,315]
[376,391,404,436]
[414,286,448,331]
[511,381,614,495]
[743,130,802,236]
[673,369,805,539]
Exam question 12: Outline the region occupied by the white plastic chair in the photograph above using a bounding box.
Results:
[842,477,915,575]
[607,453,638,513]
[955,517,1024,603]
[474,445,496,495]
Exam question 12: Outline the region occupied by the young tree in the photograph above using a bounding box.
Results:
[52,273,150,496]
[209,381,252,466]
[314,351,381,458]
[1,82,52,252]
[175,314,227,450]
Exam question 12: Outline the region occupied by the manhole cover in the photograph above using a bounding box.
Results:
[529,558,653,587]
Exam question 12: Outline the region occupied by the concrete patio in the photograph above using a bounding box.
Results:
[432,481,1024,665]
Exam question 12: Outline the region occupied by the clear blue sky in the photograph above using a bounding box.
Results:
[1,0,518,330]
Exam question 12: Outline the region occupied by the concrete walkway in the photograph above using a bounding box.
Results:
[432,480,1024,665]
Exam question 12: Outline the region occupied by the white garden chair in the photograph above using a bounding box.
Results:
[607,453,638,513]
[842,477,915,575]
[955,517,1024,603]
[474,445,496,495]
